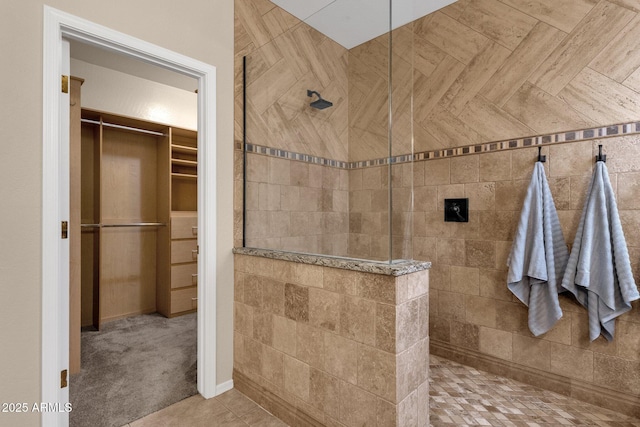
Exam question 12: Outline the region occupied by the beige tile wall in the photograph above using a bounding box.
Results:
[426,136,640,414]
[344,2,640,412]
[347,0,640,161]
[235,0,349,162]
[348,25,415,162]
[234,0,640,416]
[236,0,640,254]
[244,152,349,255]
[234,0,353,255]
[347,164,414,261]
[234,254,430,426]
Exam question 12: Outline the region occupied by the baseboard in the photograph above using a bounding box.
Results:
[431,340,640,418]
[570,377,640,418]
[233,370,325,427]
[216,379,234,395]
[101,308,156,324]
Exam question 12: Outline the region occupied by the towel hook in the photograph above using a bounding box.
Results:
[596,144,607,163]
[537,146,546,163]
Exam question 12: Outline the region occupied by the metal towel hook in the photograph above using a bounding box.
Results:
[537,146,546,163]
[596,144,607,163]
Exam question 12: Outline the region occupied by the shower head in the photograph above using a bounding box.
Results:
[307,89,333,110]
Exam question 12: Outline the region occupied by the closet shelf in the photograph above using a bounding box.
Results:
[172,172,198,179]
[172,144,198,154]
[171,158,198,167]
[81,222,167,228]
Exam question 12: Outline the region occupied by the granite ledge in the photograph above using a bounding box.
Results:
[233,247,431,276]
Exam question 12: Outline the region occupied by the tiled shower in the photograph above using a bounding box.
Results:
[234,0,640,423]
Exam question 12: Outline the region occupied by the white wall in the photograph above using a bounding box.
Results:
[0,1,234,426]
[71,58,198,130]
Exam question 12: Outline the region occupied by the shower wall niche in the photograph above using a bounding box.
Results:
[238,0,419,263]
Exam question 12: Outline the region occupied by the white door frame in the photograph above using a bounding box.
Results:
[42,6,218,426]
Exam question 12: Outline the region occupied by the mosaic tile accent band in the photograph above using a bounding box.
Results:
[243,143,349,168]
[240,121,640,169]
[429,355,640,426]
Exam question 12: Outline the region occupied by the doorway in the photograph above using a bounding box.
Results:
[68,46,200,425]
[42,7,220,427]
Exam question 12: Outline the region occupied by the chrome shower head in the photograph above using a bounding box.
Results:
[307,89,333,110]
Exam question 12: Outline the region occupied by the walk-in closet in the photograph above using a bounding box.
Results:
[74,110,199,327]
[75,109,198,333]
[68,72,199,426]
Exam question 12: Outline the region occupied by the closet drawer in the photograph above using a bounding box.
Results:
[171,263,198,289]
[171,287,197,314]
[171,239,198,264]
[171,215,198,239]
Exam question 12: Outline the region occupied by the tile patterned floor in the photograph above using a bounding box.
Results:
[124,389,286,427]
[430,355,640,427]
[125,355,640,426]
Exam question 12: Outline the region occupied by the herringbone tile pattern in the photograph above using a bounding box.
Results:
[353,0,640,160]
[235,0,349,162]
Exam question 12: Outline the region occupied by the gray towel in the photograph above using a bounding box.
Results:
[561,161,639,342]
[507,162,569,336]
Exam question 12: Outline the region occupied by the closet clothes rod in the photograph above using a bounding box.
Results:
[81,223,167,228]
[80,118,166,137]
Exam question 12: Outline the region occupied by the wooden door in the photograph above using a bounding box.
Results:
[69,77,83,374]
[80,115,101,331]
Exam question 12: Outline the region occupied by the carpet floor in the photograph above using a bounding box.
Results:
[70,312,197,427]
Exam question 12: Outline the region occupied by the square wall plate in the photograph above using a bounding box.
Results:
[444,198,468,222]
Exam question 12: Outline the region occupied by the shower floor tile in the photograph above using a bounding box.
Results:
[430,355,640,427]
[127,355,640,426]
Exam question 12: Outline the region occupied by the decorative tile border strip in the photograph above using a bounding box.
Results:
[241,121,640,169]
[244,143,349,168]
[406,121,640,166]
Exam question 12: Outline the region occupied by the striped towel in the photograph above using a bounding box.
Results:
[507,162,569,336]
[561,161,640,341]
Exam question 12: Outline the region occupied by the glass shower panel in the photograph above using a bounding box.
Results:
[390,21,415,262]
[347,16,392,262]
[242,0,418,264]
[242,10,353,257]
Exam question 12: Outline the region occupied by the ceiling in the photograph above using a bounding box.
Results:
[71,1,457,87]
[70,40,198,93]
[270,0,458,49]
